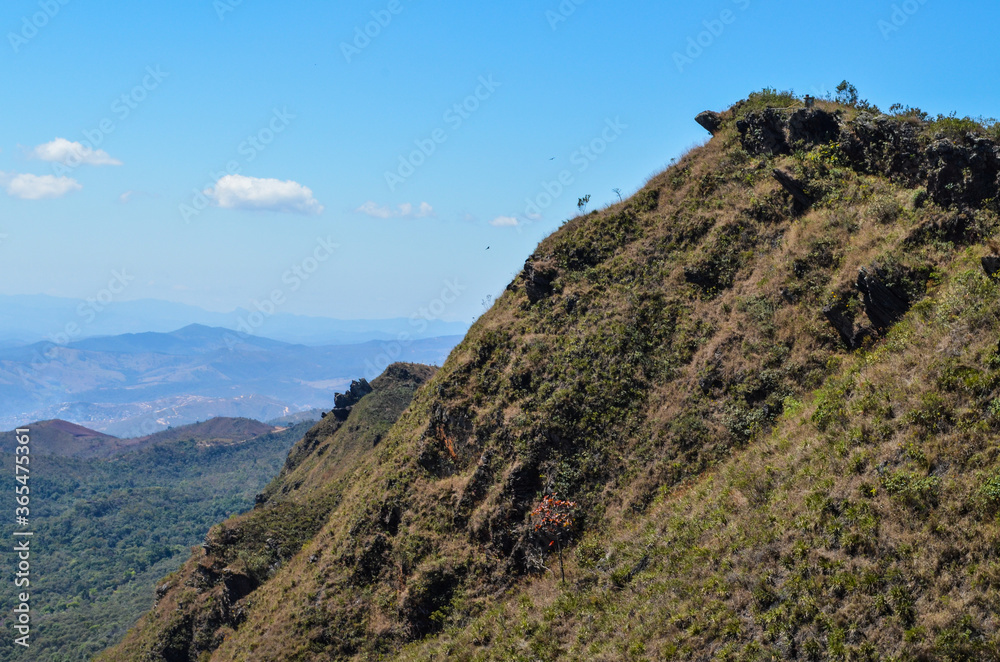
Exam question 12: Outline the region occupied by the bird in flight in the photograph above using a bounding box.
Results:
[486,246,490,250]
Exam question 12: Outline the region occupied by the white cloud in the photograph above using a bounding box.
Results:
[30,138,122,166]
[356,201,394,218]
[490,215,520,227]
[355,201,435,219]
[206,175,324,215]
[0,172,81,200]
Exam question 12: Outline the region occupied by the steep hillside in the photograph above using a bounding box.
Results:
[99,363,436,661]
[103,90,1000,661]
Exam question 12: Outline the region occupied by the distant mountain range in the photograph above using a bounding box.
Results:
[0,324,461,435]
[0,294,469,346]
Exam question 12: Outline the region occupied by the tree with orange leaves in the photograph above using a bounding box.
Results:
[529,493,577,584]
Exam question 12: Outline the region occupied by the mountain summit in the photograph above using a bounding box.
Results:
[101,90,1000,661]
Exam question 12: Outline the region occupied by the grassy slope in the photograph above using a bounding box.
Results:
[104,94,1000,661]
[97,363,437,661]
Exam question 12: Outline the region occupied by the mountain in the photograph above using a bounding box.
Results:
[0,326,462,435]
[0,419,313,662]
[0,419,119,458]
[0,295,469,346]
[102,90,1000,660]
[0,417,277,460]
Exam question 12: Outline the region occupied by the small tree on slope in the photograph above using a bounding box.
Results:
[530,494,577,584]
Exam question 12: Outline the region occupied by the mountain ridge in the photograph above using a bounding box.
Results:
[101,90,1000,661]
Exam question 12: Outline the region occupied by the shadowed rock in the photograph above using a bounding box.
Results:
[772,169,813,214]
[332,378,373,421]
[786,108,840,146]
[924,136,1000,208]
[839,113,923,181]
[523,261,557,303]
[695,110,723,135]
[736,109,790,156]
[856,267,910,332]
[822,300,873,350]
[983,255,1000,279]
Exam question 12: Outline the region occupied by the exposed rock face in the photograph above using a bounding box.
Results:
[734,108,1000,214]
[736,108,790,156]
[856,267,911,332]
[772,168,813,214]
[839,113,923,181]
[924,135,1000,208]
[823,267,915,349]
[736,108,841,156]
[695,110,723,135]
[822,300,871,351]
[332,378,373,421]
[787,108,840,146]
[983,255,1000,279]
[522,260,557,303]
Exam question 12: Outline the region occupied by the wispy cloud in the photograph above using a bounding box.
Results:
[30,138,122,166]
[0,172,82,200]
[205,175,323,214]
[356,201,434,219]
[489,215,520,227]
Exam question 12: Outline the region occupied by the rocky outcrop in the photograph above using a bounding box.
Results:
[772,168,813,214]
[695,110,723,135]
[331,379,373,421]
[839,113,923,181]
[983,255,1000,279]
[522,260,557,303]
[734,107,1000,213]
[823,266,915,349]
[736,108,841,156]
[856,267,911,332]
[787,108,840,146]
[924,135,1000,208]
[737,108,790,156]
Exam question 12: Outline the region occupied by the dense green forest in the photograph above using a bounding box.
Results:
[0,421,309,661]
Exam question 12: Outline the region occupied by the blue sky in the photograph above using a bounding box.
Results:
[1,0,998,324]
